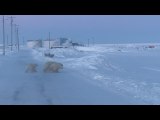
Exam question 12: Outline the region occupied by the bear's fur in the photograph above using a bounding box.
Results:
[25,64,38,73]
[43,61,63,73]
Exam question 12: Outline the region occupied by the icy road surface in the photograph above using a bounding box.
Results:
[0,43,160,105]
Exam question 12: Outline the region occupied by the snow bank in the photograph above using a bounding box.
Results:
[1,43,160,104]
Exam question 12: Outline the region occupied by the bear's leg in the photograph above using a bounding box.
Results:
[53,67,59,73]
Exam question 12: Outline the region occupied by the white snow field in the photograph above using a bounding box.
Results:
[0,43,160,105]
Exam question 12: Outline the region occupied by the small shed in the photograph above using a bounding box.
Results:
[27,40,42,48]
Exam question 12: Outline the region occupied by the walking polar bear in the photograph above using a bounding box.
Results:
[25,64,38,73]
[43,61,63,73]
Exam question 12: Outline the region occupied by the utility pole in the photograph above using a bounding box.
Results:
[14,24,17,49]
[8,16,15,51]
[14,24,19,50]
[88,39,90,47]
[2,15,5,55]
[16,27,19,51]
[49,32,50,49]
[92,37,94,46]
[7,34,8,47]
[23,37,24,46]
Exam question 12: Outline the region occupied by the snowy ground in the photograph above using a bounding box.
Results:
[0,43,160,105]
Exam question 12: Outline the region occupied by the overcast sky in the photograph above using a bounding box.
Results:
[1,15,160,44]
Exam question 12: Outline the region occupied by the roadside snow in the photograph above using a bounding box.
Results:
[0,43,160,104]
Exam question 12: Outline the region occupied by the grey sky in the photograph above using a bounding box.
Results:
[1,15,160,44]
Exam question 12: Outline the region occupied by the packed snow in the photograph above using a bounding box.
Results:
[0,43,160,105]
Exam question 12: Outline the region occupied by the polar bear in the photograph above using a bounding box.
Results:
[43,61,63,73]
[25,63,38,73]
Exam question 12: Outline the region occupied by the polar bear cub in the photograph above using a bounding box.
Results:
[25,63,38,73]
[43,61,63,73]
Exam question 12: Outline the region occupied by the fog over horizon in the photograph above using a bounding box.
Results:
[1,15,160,44]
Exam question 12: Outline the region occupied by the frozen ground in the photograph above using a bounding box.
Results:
[0,43,160,105]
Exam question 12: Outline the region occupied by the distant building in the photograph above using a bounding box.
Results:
[27,40,42,48]
[59,38,69,45]
[72,42,84,47]
[27,37,72,49]
[43,39,60,48]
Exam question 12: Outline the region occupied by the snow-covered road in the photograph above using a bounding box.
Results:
[0,48,132,105]
[1,44,160,104]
